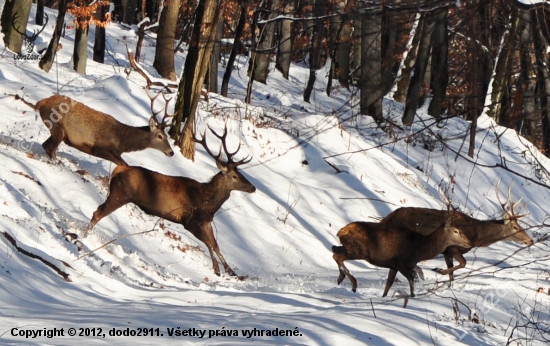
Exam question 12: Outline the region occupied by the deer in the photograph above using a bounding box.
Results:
[16,90,174,166]
[86,126,256,277]
[332,216,471,297]
[380,183,534,281]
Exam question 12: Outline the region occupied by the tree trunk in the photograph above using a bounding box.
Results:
[382,2,399,94]
[122,0,137,24]
[518,10,537,145]
[304,0,325,102]
[335,0,355,88]
[250,0,276,84]
[402,13,436,126]
[532,10,550,155]
[326,0,343,95]
[275,0,295,79]
[360,9,383,123]
[351,13,361,85]
[394,14,422,103]
[221,2,246,97]
[428,7,448,119]
[36,0,45,25]
[3,0,33,54]
[207,12,224,93]
[153,0,181,81]
[489,6,520,124]
[73,22,89,74]
[171,0,225,160]
[39,0,68,73]
[93,4,107,63]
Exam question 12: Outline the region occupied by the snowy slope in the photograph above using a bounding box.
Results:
[0,3,549,345]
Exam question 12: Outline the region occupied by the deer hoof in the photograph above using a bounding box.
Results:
[432,267,444,274]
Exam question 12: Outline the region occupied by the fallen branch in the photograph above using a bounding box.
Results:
[1,231,72,282]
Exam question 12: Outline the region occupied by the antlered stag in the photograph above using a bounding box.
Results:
[332,218,471,297]
[28,94,174,165]
[380,185,533,281]
[87,126,256,276]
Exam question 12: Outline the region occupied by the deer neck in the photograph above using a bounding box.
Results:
[418,229,454,260]
[119,126,151,152]
[469,219,510,247]
[200,173,232,214]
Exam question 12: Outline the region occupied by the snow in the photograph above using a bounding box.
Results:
[0,3,549,345]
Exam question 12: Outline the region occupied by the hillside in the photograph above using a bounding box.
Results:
[0,4,549,345]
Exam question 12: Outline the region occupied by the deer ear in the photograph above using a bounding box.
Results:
[149,116,157,129]
[216,160,228,172]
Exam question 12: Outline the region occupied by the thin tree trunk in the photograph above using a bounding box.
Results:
[428,7,448,120]
[402,13,436,126]
[171,0,225,160]
[153,0,181,81]
[207,12,224,93]
[489,6,520,124]
[135,19,148,63]
[39,0,68,72]
[360,9,383,123]
[394,14,422,103]
[73,22,89,74]
[250,0,276,84]
[518,9,537,145]
[533,10,550,155]
[335,0,355,88]
[304,0,325,102]
[326,0,343,95]
[221,2,246,97]
[36,0,45,25]
[351,13,361,85]
[275,0,295,79]
[122,0,137,24]
[93,4,107,63]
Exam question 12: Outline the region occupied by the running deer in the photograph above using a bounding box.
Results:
[86,126,256,276]
[380,184,533,281]
[19,91,174,165]
[332,217,470,297]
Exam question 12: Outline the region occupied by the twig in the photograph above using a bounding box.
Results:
[370,298,377,318]
[340,197,400,207]
[75,228,157,261]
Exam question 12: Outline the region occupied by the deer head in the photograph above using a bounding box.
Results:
[495,181,533,246]
[12,12,48,53]
[145,85,174,157]
[194,125,256,193]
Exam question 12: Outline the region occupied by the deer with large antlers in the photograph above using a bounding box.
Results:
[18,90,174,165]
[380,182,533,281]
[86,126,256,276]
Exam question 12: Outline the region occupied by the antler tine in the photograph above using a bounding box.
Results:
[494,179,507,210]
[34,14,48,38]
[193,130,222,163]
[208,125,241,162]
[11,11,26,36]
[159,91,175,128]
[145,84,164,119]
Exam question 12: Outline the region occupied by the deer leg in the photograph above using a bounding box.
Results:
[382,269,398,297]
[399,269,417,298]
[86,179,130,232]
[42,128,65,159]
[331,248,358,292]
[434,250,466,281]
[193,223,235,276]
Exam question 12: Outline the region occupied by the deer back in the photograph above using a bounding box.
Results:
[35,95,174,157]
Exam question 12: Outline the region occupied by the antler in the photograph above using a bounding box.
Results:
[145,84,174,128]
[31,14,48,40]
[495,180,526,220]
[193,125,251,166]
[11,11,26,37]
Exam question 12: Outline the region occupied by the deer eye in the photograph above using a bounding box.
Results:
[232,174,238,180]
[157,135,163,140]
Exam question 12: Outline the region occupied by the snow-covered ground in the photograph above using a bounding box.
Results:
[0,4,549,345]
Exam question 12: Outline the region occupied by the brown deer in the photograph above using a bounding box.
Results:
[18,93,174,165]
[332,217,471,297]
[380,184,533,281]
[86,126,256,276]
